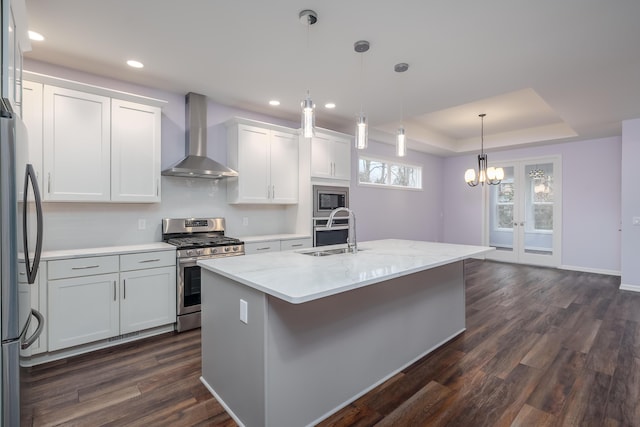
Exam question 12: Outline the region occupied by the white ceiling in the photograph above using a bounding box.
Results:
[23,0,640,156]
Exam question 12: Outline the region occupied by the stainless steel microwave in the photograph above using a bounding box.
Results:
[313,185,349,217]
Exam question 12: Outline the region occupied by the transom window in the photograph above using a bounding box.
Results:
[358,156,422,189]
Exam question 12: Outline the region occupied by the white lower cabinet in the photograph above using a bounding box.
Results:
[48,272,120,351]
[120,264,175,334]
[245,240,281,255]
[47,249,176,353]
[280,238,313,251]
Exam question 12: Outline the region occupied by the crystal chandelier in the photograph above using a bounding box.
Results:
[464,114,504,186]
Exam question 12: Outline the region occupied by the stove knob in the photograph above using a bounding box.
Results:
[224,246,231,252]
[233,246,239,252]
[212,248,218,254]
[197,249,204,256]
[186,250,194,256]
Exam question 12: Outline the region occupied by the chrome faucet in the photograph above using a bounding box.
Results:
[326,207,357,253]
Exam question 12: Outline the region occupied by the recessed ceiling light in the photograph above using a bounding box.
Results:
[126,60,144,69]
[28,31,44,41]
[269,100,280,106]
[325,103,336,109]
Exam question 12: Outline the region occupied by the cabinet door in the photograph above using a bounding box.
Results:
[120,266,176,334]
[21,80,44,196]
[236,124,271,203]
[48,272,119,351]
[43,85,111,201]
[331,136,352,181]
[270,130,299,204]
[310,134,333,178]
[111,99,161,202]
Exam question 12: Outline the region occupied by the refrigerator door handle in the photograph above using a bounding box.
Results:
[23,163,43,284]
[21,309,44,350]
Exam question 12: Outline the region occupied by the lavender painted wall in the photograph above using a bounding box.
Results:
[621,119,640,287]
[349,140,445,243]
[443,137,622,273]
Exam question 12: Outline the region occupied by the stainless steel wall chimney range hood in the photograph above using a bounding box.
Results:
[161,92,238,179]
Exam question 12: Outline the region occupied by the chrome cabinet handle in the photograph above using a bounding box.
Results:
[256,247,271,251]
[290,243,303,247]
[123,279,126,299]
[272,185,275,199]
[139,258,160,263]
[71,265,99,270]
[47,173,51,194]
[113,281,116,301]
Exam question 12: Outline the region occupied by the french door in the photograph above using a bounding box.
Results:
[484,157,561,267]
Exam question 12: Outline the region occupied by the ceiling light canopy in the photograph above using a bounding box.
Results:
[464,114,504,186]
[354,40,370,150]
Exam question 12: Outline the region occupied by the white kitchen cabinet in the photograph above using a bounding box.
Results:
[280,237,312,251]
[23,73,166,203]
[48,272,120,351]
[245,240,281,255]
[119,251,176,334]
[21,80,43,197]
[42,85,111,201]
[227,119,299,204]
[111,99,162,202]
[310,131,351,181]
[2,0,28,111]
[47,249,176,352]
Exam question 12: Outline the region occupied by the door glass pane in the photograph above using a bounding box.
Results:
[524,163,553,255]
[489,166,514,252]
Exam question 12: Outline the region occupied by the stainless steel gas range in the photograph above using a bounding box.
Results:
[162,217,244,332]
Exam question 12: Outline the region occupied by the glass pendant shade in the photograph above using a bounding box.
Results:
[355,113,368,149]
[396,127,406,157]
[301,96,315,138]
[464,168,476,184]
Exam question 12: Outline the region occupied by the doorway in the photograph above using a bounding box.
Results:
[484,157,562,267]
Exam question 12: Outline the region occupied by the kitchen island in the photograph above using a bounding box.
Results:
[198,239,492,427]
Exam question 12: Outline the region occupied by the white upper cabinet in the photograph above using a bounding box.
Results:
[227,119,299,204]
[111,99,161,202]
[43,85,111,201]
[310,131,351,181]
[23,73,166,203]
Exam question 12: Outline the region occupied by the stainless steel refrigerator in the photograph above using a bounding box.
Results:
[0,98,44,425]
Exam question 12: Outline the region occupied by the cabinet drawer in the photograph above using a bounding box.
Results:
[280,238,312,251]
[245,241,281,255]
[48,256,119,280]
[120,250,175,272]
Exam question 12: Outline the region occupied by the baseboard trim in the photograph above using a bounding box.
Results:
[559,265,621,276]
[200,377,246,427]
[620,283,640,293]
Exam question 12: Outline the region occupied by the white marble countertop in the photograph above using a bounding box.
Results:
[238,234,311,243]
[39,242,175,261]
[198,239,493,304]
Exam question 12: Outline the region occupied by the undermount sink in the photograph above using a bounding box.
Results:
[299,248,364,257]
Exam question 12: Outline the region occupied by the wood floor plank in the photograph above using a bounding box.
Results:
[22,260,638,427]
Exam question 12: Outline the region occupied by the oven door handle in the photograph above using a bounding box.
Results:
[315,225,349,231]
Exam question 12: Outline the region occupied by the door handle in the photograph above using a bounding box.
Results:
[23,164,43,284]
[113,281,117,301]
[123,279,126,299]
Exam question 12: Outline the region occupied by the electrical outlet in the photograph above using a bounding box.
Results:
[138,219,146,230]
[240,299,248,324]
[242,217,249,226]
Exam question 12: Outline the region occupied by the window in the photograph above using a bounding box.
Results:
[530,175,553,231]
[495,180,514,230]
[358,156,422,189]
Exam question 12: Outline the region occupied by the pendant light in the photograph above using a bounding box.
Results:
[299,10,317,139]
[354,40,370,150]
[395,63,409,157]
[464,114,504,186]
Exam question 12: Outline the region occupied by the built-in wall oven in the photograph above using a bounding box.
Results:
[162,218,244,332]
[312,185,350,247]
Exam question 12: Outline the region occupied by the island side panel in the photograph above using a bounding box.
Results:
[264,261,465,427]
[201,269,267,427]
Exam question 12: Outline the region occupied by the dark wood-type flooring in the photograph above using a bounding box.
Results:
[21,260,640,426]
